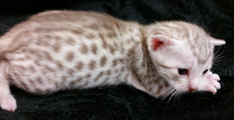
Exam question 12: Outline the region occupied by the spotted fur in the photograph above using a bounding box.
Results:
[0,10,225,112]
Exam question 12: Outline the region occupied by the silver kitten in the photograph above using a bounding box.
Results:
[0,11,225,112]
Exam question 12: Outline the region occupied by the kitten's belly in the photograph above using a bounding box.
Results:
[5,41,129,94]
[7,53,128,94]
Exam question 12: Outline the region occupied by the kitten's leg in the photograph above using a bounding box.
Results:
[126,72,146,92]
[198,71,221,94]
[0,69,17,112]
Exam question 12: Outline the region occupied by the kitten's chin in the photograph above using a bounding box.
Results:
[176,88,197,93]
[167,82,198,95]
[174,85,196,93]
[188,88,197,92]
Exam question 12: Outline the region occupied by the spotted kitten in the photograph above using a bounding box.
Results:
[0,11,225,112]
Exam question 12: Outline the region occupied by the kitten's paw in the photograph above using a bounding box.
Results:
[198,72,221,94]
[0,94,17,112]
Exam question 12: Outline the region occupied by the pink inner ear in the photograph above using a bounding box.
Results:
[151,38,164,51]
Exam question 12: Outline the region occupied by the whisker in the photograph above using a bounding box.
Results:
[214,53,225,61]
[213,55,226,63]
[214,45,222,57]
[172,89,181,105]
[213,53,226,67]
[214,53,226,60]
[167,91,175,102]
[213,59,225,66]
[161,87,175,100]
[212,63,222,67]
[177,91,183,99]
[213,46,226,64]
[167,89,177,104]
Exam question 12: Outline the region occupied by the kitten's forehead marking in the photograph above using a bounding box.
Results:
[188,35,212,64]
[179,25,213,65]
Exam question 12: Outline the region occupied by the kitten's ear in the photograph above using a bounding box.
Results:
[149,35,178,51]
[209,37,226,46]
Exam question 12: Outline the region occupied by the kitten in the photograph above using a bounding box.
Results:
[0,10,225,112]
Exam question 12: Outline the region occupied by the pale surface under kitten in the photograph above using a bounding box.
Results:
[0,11,225,112]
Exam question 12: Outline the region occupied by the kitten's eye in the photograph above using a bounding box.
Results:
[203,69,208,74]
[178,68,188,75]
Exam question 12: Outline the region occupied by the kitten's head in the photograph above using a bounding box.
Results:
[147,21,225,93]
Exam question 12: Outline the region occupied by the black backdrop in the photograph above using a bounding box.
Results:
[0,0,233,120]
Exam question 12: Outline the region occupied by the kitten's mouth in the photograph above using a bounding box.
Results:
[189,87,197,92]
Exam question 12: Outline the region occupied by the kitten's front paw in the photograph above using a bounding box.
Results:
[0,94,17,112]
[198,71,221,94]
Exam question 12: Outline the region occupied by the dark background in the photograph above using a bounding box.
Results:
[0,0,233,119]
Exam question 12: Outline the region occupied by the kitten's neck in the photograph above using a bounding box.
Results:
[127,26,173,98]
[129,26,158,82]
